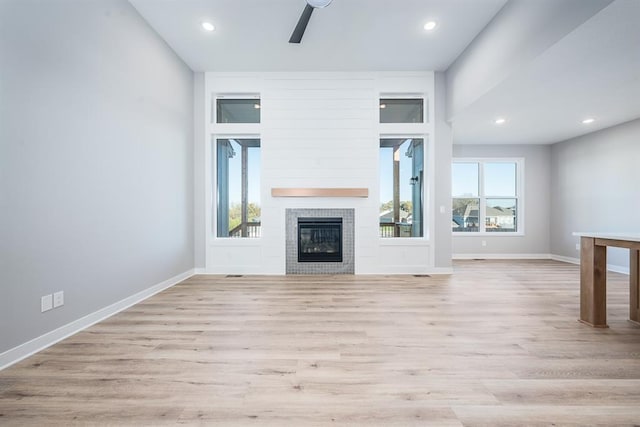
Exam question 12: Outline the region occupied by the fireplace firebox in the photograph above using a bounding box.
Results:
[297,217,343,263]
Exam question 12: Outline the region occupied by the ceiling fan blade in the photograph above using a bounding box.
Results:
[289,4,314,44]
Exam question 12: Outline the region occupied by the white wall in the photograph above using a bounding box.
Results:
[0,0,194,355]
[202,72,449,274]
[452,144,551,257]
[551,118,640,271]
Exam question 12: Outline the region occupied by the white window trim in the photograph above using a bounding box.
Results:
[378,133,429,241]
[206,87,263,247]
[378,93,428,127]
[211,133,262,240]
[213,93,261,126]
[452,157,525,236]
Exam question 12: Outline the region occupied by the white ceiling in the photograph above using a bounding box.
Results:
[129,0,506,72]
[452,0,640,144]
[130,0,640,145]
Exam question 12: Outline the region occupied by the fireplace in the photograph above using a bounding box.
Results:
[286,209,353,274]
[297,217,342,263]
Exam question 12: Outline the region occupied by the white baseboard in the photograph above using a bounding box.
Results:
[550,254,580,265]
[0,269,195,371]
[427,267,454,275]
[453,253,552,260]
[550,254,629,275]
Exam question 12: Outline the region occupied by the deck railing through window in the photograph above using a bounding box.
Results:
[229,222,261,238]
[379,222,413,237]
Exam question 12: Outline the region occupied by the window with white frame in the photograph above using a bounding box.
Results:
[452,159,522,234]
[212,93,262,239]
[215,97,260,123]
[378,94,428,239]
[215,137,261,238]
[379,137,425,237]
[379,98,424,123]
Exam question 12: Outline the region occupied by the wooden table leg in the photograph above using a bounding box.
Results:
[630,249,640,325]
[580,236,608,327]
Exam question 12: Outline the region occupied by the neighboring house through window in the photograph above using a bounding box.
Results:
[452,159,523,234]
[379,138,424,237]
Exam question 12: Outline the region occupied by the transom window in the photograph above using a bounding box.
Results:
[379,98,424,123]
[452,159,523,234]
[216,97,261,123]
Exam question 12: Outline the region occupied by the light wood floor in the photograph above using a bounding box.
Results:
[1,260,640,426]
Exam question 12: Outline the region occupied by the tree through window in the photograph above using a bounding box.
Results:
[216,138,261,238]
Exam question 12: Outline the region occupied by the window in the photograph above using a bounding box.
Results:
[379,138,424,237]
[215,138,261,238]
[216,98,261,123]
[452,160,522,233]
[379,98,423,123]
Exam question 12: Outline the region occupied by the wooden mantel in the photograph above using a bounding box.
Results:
[271,188,369,198]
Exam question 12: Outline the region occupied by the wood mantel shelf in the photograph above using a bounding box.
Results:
[271,188,369,198]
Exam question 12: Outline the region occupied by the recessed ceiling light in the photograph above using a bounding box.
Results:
[424,21,437,31]
[494,117,506,125]
[582,118,595,124]
[201,22,215,32]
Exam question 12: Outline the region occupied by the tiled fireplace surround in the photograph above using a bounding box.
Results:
[286,208,355,274]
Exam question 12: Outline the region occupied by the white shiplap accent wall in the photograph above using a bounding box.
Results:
[204,72,435,274]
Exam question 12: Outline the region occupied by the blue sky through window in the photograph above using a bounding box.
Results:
[226,140,261,206]
[452,163,478,197]
[452,161,516,198]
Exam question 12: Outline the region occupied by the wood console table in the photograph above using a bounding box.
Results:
[573,232,640,328]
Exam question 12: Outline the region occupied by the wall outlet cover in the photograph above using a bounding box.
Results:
[41,294,53,312]
[53,291,64,308]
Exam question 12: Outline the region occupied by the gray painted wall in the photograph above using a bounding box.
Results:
[0,0,194,353]
[434,72,453,269]
[452,144,551,255]
[193,73,206,269]
[550,118,640,269]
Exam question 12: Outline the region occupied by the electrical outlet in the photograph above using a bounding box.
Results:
[576,243,580,251]
[439,205,445,214]
[41,294,53,312]
[481,240,487,247]
[53,291,64,308]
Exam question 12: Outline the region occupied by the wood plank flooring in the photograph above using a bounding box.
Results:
[1,260,640,426]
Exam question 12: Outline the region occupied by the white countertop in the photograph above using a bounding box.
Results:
[573,232,640,243]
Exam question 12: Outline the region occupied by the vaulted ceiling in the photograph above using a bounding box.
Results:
[130,0,640,145]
